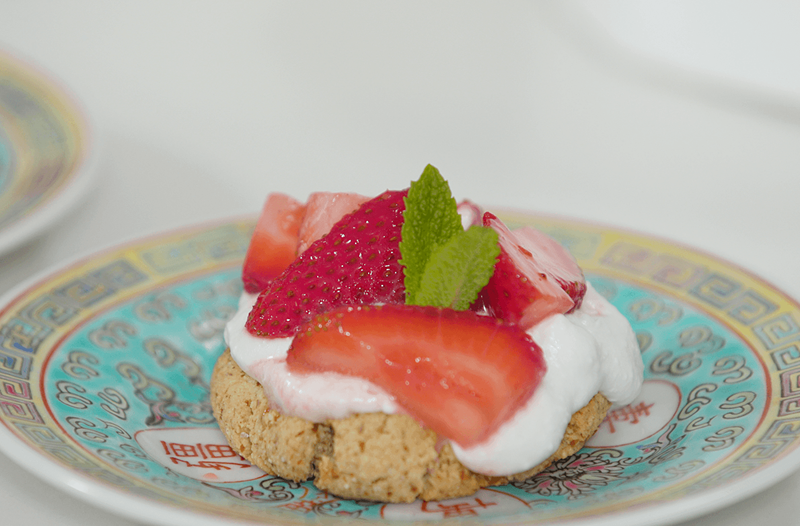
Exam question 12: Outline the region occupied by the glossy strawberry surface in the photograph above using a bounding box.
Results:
[242,193,306,294]
[456,199,483,229]
[296,192,370,255]
[286,304,546,447]
[481,212,585,329]
[511,225,587,312]
[246,190,407,337]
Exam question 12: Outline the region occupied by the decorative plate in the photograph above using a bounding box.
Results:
[0,51,97,256]
[1,212,799,526]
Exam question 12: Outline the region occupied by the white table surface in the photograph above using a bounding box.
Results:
[1,2,799,525]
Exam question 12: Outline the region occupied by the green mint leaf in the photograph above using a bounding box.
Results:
[414,226,500,310]
[399,164,463,304]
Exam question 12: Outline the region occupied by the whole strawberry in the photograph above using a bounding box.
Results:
[246,189,408,337]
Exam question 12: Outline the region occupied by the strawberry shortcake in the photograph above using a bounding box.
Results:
[210,165,643,502]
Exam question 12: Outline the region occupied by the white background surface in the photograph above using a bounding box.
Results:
[0,2,799,525]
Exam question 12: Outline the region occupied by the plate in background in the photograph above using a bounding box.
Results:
[0,211,799,526]
[0,51,97,257]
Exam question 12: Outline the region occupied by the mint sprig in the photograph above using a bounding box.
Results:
[400,165,499,310]
[415,226,500,310]
[399,165,463,305]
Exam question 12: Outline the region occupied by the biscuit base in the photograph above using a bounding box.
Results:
[210,348,610,503]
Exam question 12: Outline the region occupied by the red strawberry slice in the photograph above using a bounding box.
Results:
[481,212,586,329]
[246,189,407,338]
[511,225,587,310]
[286,304,546,447]
[296,192,370,255]
[456,199,483,229]
[242,193,306,294]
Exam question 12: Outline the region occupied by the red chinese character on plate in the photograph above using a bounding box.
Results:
[604,401,655,433]
[421,498,497,518]
[136,427,266,483]
[586,380,681,448]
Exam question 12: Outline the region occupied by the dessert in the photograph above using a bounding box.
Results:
[211,165,643,502]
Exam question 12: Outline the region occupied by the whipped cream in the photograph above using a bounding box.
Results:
[224,284,643,477]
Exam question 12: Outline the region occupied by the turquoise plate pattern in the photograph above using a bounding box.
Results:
[1,212,799,526]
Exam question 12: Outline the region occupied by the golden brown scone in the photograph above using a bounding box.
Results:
[211,348,610,503]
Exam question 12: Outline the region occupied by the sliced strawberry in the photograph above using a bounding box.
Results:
[511,225,587,311]
[296,192,370,255]
[286,304,545,447]
[242,193,306,294]
[481,212,586,329]
[456,200,483,229]
[246,189,407,338]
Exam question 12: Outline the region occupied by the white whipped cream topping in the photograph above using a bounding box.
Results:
[449,285,642,475]
[225,294,399,421]
[224,283,643,476]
